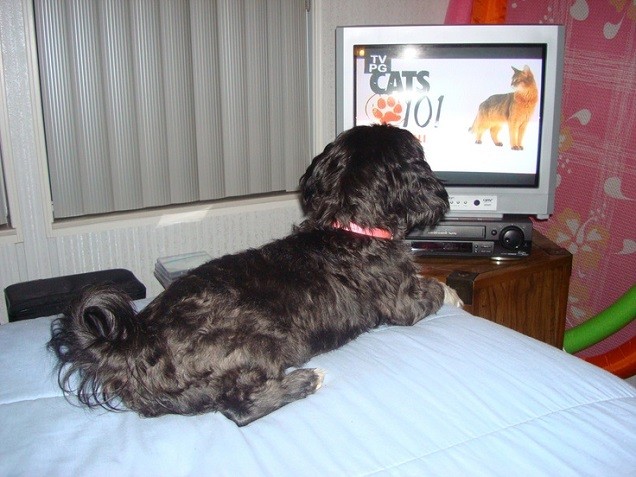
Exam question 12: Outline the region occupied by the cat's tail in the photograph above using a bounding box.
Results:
[469,115,477,133]
[48,285,140,410]
[469,113,480,133]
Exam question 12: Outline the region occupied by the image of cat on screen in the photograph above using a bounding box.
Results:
[470,65,538,151]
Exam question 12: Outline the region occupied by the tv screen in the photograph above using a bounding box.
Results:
[336,25,565,219]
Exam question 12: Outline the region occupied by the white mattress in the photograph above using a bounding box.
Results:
[1,304,635,476]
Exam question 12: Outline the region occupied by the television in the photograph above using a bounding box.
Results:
[335,24,565,221]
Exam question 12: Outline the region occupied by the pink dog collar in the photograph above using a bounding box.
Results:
[332,221,393,240]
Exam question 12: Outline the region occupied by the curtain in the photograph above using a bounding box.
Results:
[470,0,507,24]
[34,0,310,219]
[445,0,507,25]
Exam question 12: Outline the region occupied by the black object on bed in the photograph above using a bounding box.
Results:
[4,268,146,322]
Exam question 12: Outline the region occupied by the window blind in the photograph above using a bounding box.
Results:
[33,0,310,219]
[0,147,7,226]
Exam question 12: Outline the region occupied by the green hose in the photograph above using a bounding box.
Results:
[563,285,636,354]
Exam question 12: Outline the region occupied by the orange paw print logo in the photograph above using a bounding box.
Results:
[372,96,403,124]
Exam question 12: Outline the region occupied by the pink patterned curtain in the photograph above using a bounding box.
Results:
[507,1,635,359]
[445,0,636,362]
[444,0,473,24]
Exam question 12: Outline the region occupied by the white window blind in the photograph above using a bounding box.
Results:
[0,147,7,226]
[33,0,310,219]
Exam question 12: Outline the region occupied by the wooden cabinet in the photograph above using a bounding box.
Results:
[415,231,572,347]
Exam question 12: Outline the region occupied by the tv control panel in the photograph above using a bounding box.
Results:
[448,195,498,213]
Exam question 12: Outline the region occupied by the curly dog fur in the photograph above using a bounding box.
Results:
[49,124,454,426]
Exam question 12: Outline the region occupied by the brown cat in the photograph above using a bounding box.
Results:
[470,65,538,151]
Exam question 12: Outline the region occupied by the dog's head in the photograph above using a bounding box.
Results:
[299,124,449,239]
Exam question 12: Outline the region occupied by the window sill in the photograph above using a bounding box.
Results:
[48,192,302,237]
[0,226,20,245]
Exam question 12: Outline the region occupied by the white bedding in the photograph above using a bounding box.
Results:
[1,304,635,476]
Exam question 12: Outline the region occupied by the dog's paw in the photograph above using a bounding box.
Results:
[313,369,325,390]
[442,283,464,308]
[285,368,325,398]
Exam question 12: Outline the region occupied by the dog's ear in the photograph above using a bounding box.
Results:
[398,156,449,233]
[299,142,341,222]
[299,125,448,239]
[377,126,449,236]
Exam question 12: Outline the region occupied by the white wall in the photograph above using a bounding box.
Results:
[0,0,448,324]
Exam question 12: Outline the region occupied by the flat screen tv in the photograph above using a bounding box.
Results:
[336,24,565,220]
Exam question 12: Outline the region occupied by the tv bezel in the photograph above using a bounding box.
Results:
[335,24,565,220]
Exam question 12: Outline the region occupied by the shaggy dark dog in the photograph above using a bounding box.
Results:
[49,124,460,426]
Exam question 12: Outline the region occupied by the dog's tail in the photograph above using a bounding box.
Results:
[48,285,140,410]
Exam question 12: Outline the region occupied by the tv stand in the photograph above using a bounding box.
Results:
[416,230,572,347]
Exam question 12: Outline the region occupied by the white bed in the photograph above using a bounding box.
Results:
[1,302,635,476]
